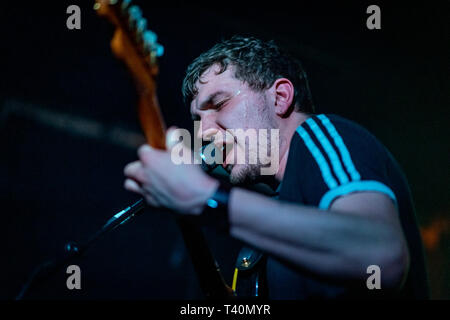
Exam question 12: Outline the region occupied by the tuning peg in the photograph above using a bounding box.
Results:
[127,6,140,30]
[155,43,164,57]
[121,0,131,11]
[137,18,147,34]
[143,30,158,46]
[142,30,164,58]
[128,5,142,21]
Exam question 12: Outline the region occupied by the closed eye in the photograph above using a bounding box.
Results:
[197,99,228,112]
[194,91,233,116]
[213,98,229,110]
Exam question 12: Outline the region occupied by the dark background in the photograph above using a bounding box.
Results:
[1,1,448,299]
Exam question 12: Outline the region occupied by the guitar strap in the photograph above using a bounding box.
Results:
[232,182,281,298]
[233,247,268,298]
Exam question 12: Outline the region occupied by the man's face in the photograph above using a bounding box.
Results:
[190,64,278,184]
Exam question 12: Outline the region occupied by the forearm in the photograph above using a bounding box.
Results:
[228,188,406,287]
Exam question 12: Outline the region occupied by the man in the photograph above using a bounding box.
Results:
[123,36,429,299]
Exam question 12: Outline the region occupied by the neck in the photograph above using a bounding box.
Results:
[275,112,310,182]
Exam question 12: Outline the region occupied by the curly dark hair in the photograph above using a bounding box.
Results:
[182,35,315,113]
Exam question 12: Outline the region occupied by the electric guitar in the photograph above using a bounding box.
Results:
[94,0,233,298]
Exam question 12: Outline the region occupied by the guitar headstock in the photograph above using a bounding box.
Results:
[94,0,164,77]
[95,0,167,149]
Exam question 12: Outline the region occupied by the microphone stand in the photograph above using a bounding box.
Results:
[15,198,145,300]
[16,150,234,300]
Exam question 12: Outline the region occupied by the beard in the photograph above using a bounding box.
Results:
[225,93,280,185]
[228,133,276,185]
[228,163,261,185]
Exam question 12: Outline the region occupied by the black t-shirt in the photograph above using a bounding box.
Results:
[235,114,429,299]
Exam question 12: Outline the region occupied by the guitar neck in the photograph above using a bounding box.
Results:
[94,0,232,298]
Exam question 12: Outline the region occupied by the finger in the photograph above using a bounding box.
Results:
[124,161,145,181]
[124,178,143,194]
[144,195,158,208]
[124,179,158,207]
[202,128,219,141]
[166,126,180,150]
[138,144,159,166]
[166,127,197,164]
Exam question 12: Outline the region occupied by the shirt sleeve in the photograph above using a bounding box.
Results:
[286,114,397,210]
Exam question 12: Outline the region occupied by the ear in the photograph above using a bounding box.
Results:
[272,78,295,117]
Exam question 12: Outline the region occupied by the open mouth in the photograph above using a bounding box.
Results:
[199,132,237,173]
[199,141,235,174]
[223,163,233,173]
[199,143,225,172]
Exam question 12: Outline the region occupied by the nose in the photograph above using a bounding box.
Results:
[195,118,221,172]
[197,121,230,150]
[195,114,220,141]
[200,128,221,142]
[195,117,227,172]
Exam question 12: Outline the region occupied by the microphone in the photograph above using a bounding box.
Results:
[198,143,224,173]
